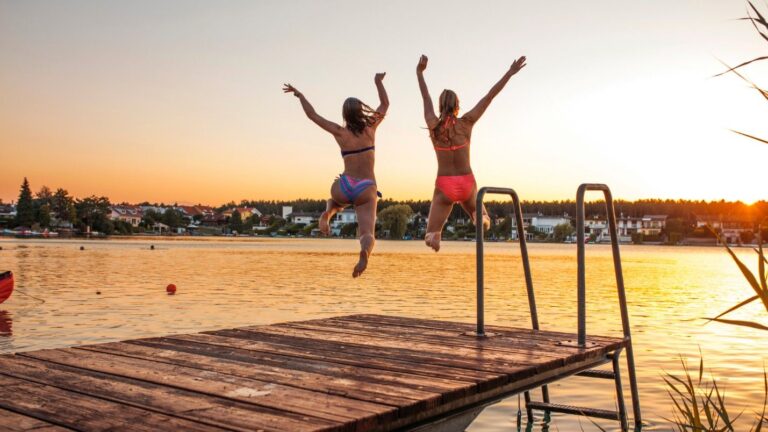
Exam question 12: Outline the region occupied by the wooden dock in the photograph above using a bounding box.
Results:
[0,314,626,432]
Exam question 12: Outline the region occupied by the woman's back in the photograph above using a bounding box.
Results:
[431,117,473,177]
[336,124,377,180]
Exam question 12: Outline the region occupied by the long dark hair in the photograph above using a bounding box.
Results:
[431,89,460,143]
[342,97,380,135]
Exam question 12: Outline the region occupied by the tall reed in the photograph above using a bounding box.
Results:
[664,2,768,430]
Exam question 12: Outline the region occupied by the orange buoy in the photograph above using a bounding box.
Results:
[166,283,177,295]
[0,271,14,304]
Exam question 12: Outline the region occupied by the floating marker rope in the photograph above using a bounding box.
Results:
[11,288,45,304]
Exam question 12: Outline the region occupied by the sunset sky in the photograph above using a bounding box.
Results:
[1,0,767,205]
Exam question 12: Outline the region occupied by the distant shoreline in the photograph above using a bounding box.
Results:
[1,234,752,249]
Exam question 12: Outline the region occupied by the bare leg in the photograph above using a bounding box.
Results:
[425,187,454,252]
[320,197,346,236]
[460,184,491,231]
[352,188,378,278]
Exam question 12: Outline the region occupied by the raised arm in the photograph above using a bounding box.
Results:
[462,56,526,124]
[283,84,343,136]
[416,55,439,128]
[374,72,389,116]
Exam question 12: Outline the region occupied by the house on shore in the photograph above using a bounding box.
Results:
[109,205,143,227]
[409,212,428,238]
[140,205,167,215]
[640,215,667,236]
[617,214,642,241]
[175,205,216,223]
[583,217,610,242]
[330,208,356,236]
[288,211,320,226]
[616,214,667,242]
[531,214,571,236]
[510,213,534,240]
[0,204,16,225]
[695,215,754,243]
[510,213,571,240]
[220,207,262,222]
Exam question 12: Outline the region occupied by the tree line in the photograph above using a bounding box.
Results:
[4,178,767,237]
[235,197,768,223]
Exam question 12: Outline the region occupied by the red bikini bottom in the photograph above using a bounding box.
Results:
[435,173,476,203]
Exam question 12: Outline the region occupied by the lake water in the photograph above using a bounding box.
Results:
[0,237,766,431]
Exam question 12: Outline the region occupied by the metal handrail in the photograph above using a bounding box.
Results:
[575,183,642,427]
[475,186,539,336]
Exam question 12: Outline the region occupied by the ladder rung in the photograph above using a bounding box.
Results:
[577,369,616,379]
[527,401,620,420]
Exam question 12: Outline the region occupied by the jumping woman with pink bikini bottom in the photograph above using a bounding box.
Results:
[283,72,389,277]
[416,54,527,252]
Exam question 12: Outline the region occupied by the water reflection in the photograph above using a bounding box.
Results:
[0,237,765,431]
[0,310,12,336]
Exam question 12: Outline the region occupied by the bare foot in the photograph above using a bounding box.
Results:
[352,250,368,278]
[319,211,331,236]
[483,214,491,231]
[425,232,441,252]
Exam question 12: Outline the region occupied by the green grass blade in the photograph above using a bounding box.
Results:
[732,129,768,145]
[753,249,768,266]
[747,2,768,43]
[709,318,768,331]
[711,226,768,311]
[755,369,768,432]
[682,359,704,427]
[717,58,768,101]
[714,56,768,76]
[705,295,760,322]
[759,233,766,292]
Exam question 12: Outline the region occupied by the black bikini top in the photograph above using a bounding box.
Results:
[340,146,375,157]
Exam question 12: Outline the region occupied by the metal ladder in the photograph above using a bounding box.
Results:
[473,184,642,431]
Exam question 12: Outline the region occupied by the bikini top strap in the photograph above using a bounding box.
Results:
[341,145,375,157]
[433,143,469,151]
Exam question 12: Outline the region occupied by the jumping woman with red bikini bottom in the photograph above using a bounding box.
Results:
[416,54,527,252]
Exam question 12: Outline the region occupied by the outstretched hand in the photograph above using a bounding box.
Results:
[282,83,302,97]
[417,55,428,72]
[375,72,386,82]
[510,56,527,75]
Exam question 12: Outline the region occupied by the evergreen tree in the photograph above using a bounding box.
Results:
[52,188,76,224]
[15,177,34,227]
[229,210,243,233]
[38,204,52,228]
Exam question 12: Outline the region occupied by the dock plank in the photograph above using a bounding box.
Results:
[167,332,503,387]
[154,336,476,397]
[80,339,441,416]
[343,314,622,345]
[0,408,70,432]
[15,349,379,430]
[217,325,566,374]
[207,327,522,380]
[0,374,227,432]
[276,320,597,359]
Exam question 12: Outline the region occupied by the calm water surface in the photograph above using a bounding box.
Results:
[0,237,766,431]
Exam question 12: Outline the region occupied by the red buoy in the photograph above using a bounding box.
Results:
[166,283,177,295]
[0,271,14,304]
